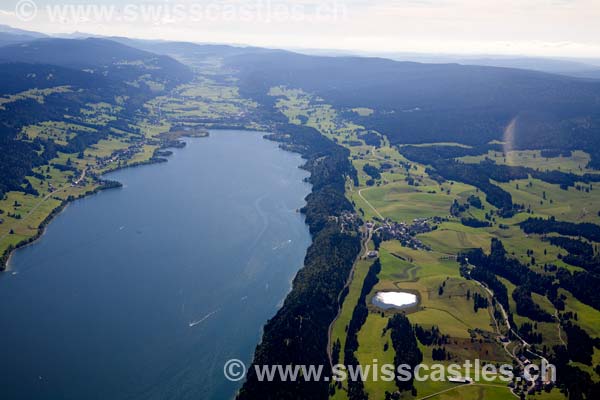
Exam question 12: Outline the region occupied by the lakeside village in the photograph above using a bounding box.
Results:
[62,140,149,191]
[67,126,210,189]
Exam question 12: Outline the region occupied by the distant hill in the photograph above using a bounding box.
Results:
[456,57,600,80]
[52,31,106,39]
[0,32,40,47]
[106,37,272,67]
[0,24,47,38]
[0,37,193,87]
[109,37,254,56]
[336,50,600,80]
[5,33,256,60]
[0,24,45,47]
[227,51,600,166]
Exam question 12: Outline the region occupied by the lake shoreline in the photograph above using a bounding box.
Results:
[237,123,362,399]
[0,180,123,271]
[0,131,214,272]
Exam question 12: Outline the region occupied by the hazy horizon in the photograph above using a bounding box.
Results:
[2,0,600,59]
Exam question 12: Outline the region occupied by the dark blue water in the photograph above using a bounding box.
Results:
[0,130,312,400]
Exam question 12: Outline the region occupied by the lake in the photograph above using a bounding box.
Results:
[0,130,312,400]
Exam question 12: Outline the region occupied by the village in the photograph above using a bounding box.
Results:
[363,216,447,258]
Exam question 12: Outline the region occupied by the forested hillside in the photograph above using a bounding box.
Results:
[0,39,192,199]
[226,51,600,167]
[0,38,192,85]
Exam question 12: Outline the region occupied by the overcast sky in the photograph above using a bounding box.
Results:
[2,0,600,58]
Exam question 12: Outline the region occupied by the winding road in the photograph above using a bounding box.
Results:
[357,188,384,220]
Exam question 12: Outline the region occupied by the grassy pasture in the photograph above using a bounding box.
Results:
[86,137,131,158]
[561,289,600,338]
[0,86,72,110]
[498,178,600,224]
[351,182,458,223]
[419,222,493,255]
[22,121,95,145]
[373,242,494,338]
[459,150,595,175]
[330,259,374,363]
[403,142,473,149]
[356,313,398,399]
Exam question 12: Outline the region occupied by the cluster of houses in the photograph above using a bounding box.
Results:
[330,211,361,234]
[369,217,444,251]
[94,142,145,170]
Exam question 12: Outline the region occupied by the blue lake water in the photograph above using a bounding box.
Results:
[0,130,312,400]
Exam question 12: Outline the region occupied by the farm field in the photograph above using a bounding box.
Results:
[497,178,600,223]
[458,149,596,175]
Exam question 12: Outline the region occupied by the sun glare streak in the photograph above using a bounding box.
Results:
[502,117,517,164]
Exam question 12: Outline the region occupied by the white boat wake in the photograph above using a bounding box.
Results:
[189,309,219,328]
[272,239,292,250]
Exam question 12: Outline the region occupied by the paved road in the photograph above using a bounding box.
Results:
[358,188,384,220]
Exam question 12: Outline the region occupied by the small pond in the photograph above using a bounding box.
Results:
[372,291,418,310]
